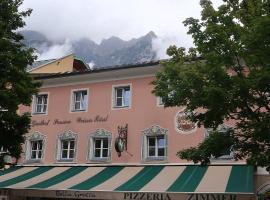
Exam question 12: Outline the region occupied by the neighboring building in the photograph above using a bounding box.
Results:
[27,54,89,74]
[0,62,269,200]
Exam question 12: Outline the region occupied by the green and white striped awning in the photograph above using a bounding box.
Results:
[0,165,253,199]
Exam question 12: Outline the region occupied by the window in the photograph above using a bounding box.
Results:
[25,132,45,162]
[89,129,112,162]
[113,85,131,108]
[94,138,109,158]
[71,90,88,111]
[33,93,48,114]
[204,124,233,160]
[56,130,77,162]
[30,140,43,160]
[142,125,168,161]
[147,135,166,157]
[60,139,75,159]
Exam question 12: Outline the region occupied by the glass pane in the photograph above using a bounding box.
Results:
[62,141,69,149]
[74,102,81,110]
[31,151,36,159]
[38,150,42,159]
[74,92,81,101]
[69,140,75,149]
[148,137,156,147]
[158,137,165,147]
[148,147,156,156]
[42,105,47,113]
[62,150,68,158]
[116,88,123,98]
[116,97,123,107]
[36,105,42,113]
[103,139,108,148]
[37,96,42,104]
[95,149,101,157]
[31,141,37,150]
[38,141,43,150]
[158,148,165,156]
[95,139,101,148]
[124,90,130,106]
[102,149,108,158]
[69,150,74,158]
[43,95,47,104]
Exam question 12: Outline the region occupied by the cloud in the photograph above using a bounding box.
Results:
[37,40,73,60]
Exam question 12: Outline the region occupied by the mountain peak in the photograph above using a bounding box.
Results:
[145,31,157,38]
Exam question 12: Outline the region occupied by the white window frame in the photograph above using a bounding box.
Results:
[204,124,234,160]
[25,131,46,163]
[32,92,49,115]
[141,125,168,162]
[112,84,131,109]
[70,88,89,112]
[56,130,77,162]
[30,140,43,160]
[60,139,75,160]
[88,129,112,162]
[147,135,166,158]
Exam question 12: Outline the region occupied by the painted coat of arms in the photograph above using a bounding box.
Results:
[175,111,196,133]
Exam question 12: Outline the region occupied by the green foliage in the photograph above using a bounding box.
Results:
[0,0,40,167]
[153,0,270,167]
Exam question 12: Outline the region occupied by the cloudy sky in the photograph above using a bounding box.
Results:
[21,0,222,59]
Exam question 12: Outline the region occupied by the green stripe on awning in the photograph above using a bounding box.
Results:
[167,166,208,192]
[225,165,253,193]
[70,166,124,190]
[28,166,87,189]
[0,167,53,188]
[115,166,164,191]
[0,166,22,176]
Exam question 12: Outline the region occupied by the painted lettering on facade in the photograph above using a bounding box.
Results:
[55,190,96,198]
[187,194,237,200]
[123,193,171,200]
[32,120,50,127]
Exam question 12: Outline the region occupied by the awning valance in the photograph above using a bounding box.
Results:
[0,165,253,196]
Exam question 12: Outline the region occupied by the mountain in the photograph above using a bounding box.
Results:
[19,30,157,68]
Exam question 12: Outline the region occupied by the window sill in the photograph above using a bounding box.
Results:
[56,159,76,163]
[25,159,43,164]
[112,106,131,110]
[32,112,47,115]
[88,158,111,163]
[143,157,168,163]
[71,109,87,113]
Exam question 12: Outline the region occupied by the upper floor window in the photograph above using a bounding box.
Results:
[71,89,88,112]
[142,125,168,161]
[205,124,234,160]
[33,93,48,114]
[25,132,45,163]
[113,85,131,108]
[89,129,112,162]
[56,130,77,162]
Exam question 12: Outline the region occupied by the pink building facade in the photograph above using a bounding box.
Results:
[1,62,269,200]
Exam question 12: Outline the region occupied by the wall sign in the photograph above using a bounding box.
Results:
[175,111,197,134]
[115,124,128,157]
[31,115,108,127]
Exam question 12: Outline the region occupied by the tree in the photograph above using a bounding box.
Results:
[0,0,40,167]
[152,0,270,168]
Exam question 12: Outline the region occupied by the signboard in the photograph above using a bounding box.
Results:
[10,190,255,200]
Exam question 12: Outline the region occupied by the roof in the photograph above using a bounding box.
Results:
[26,59,56,72]
[32,60,160,80]
[0,165,253,198]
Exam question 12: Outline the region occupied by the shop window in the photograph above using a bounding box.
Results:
[32,93,48,114]
[204,124,234,160]
[71,89,88,112]
[89,129,112,162]
[56,130,77,162]
[25,132,45,162]
[113,85,131,108]
[142,125,168,161]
